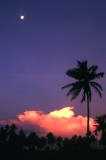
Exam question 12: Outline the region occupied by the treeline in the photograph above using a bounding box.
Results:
[0,123,105,152]
[0,122,106,160]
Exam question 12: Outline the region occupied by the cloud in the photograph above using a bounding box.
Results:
[17,107,95,137]
[0,107,95,137]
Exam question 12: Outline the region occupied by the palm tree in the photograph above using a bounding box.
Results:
[94,115,106,149]
[62,60,104,139]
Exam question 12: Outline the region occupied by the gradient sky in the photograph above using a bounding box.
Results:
[0,0,106,122]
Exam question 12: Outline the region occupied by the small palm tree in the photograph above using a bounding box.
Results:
[62,60,104,139]
[94,115,106,149]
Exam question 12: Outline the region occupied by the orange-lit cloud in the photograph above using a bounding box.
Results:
[0,107,96,137]
[17,107,95,137]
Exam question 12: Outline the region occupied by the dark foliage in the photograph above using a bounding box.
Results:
[0,123,105,160]
[62,60,104,140]
[94,115,106,149]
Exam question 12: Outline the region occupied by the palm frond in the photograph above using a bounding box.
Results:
[89,65,98,73]
[90,82,102,98]
[90,81,103,98]
[66,69,81,80]
[93,125,101,132]
[62,81,84,90]
[66,83,82,96]
[63,81,84,100]
[61,84,73,89]
[90,81,103,90]
[66,87,75,96]
[95,72,104,79]
[77,60,87,70]
[71,88,82,100]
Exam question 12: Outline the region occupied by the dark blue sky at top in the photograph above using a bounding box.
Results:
[0,0,106,119]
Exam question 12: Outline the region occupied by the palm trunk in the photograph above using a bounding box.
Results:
[87,94,90,140]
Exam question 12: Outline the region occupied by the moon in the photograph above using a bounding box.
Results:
[20,15,25,20]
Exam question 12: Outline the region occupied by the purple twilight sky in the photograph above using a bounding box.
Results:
[0,0,106,120]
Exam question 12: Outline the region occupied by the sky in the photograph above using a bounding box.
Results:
[0,0,106,136]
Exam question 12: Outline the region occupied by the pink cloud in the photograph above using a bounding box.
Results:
[0,107,96,137]
[17,107,95,137]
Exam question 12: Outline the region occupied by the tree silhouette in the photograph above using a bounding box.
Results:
[62,137,72,150]
[37,136,47,150]
[62,60,104,140]
[27,132,40,150]
[0,123,106,160]
[17,129,26,150]
[0,125,9,150]
[94,115,106,149]
[0,126,9,144]
[69,135,77,150]
[76,136,86,150]
[56,136,63,150]
[8,123,18,147]
[46,132,56,150]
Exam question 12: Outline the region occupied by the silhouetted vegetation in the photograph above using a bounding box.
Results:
[62,60,104,141]
[0,61,105,159]
[94,115,106,149]
[0,119,106,160]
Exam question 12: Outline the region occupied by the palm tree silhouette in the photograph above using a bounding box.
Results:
[62,60,104,139]
[94,115,106,149]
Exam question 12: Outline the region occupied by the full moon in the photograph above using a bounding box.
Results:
[20,15,25,20]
